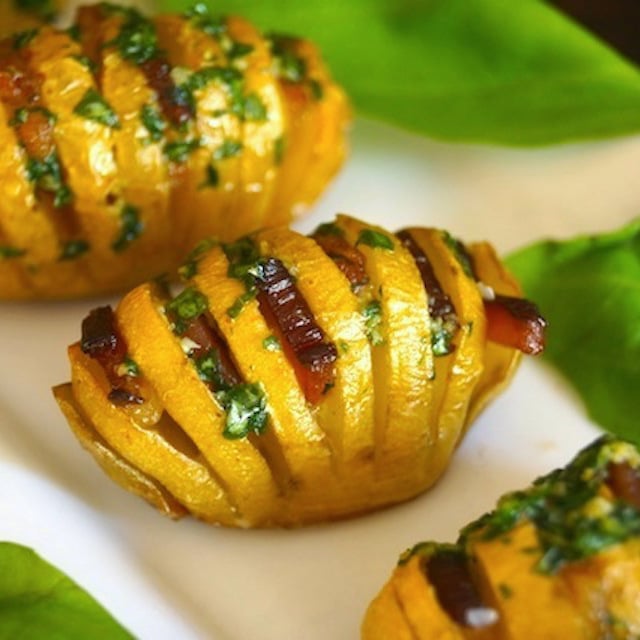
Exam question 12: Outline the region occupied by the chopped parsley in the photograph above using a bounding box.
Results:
[140,104,166,142]
[222,236,264,318]
[195,348,230,389]
[226,41,254,60]
[238,93,267,121]
[184,3,227,38]
[119,357,140,377]
[179,237,218,280]
[73,89,120,129]
[166,287,209,333]
[362,300,384,346]
[13,29,38,50]
[163,139,201,163]
[112,204,143,253]
[216,382,268,439]
[199,164,219,189]
[442,231,475,279]
[459,435,640,574]
[274,136,285,165]
[430,316,457,357]
[0,246,26,259]
[213,139,243,161]
[262,335,281,351]
[313,222,344,237]
[60,240,89,260]
[227,290,257,319]
[356,228,394,251]
[26,153,72,208]
[104,8,159,65]
[309,78,324,101]
[72,55,97,72]
[270,36,306,82]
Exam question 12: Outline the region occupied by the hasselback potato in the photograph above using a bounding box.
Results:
[53,214,546,527]
[362,435,640,640]
[0,2,348,299]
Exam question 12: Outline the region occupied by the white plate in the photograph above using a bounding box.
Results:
[2,118,640,639]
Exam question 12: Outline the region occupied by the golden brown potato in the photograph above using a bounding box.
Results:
[0,2,349,299]
[53,214,545,527]
[363,436,640,639]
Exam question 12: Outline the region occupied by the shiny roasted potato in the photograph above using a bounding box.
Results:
[0,2,349,299]
[53,214,546,527]
[363,436,640,639]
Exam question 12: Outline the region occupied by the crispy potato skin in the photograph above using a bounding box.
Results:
[0,4,349,300]
[363,437,640,639]
[54,214,533,527]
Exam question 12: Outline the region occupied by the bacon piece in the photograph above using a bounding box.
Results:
[81,306,143,404]
[397,229,457,325]
[180,314,242,389]
[607,462,640,510]
[484,295,546,355]
[312,231,368,291]
[255,257,337,404]
[15,108,55,160]
[425,550,496,628]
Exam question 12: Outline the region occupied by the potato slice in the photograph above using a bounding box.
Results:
[335,215,435,498]
[362,581,417,640]
[53,382,187,520]
[407,228,485,486]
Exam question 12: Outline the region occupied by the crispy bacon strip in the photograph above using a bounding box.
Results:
[255,257,337,404]
[484,295,546,355]
[425,550,496,628]
[397,229,458,332]
[312,230,369,291]
[81,306,143,403]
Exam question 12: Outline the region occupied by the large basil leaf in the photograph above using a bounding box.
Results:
[157,0,640,145]
[506,219,640,444]
[0,542,132,639]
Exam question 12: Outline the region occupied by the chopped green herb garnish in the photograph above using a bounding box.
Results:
[73,89,120,129]
[227,290,257,319]
[313,222,344,237]
[270,36,306,82]
[226,41,254,59]
[60,240,89,260]
[163,139,201,163]
[104,10,158,65]
[262,335,281,351]
[179,237,218,280]
[140,104,166,142]
[362,299,384,346]
[66,24,81,42]
[15,0,55,19]
[0,246,26,259]
[13,29,38,50]
[442,231,475,278]
[121,357,139,377]
[214,139,243,161]
[184,3,227,38]
[356,228,394,251]
[216,382,268,439]
[72,55,97,72]
[240,93,267,121]
[309,79,324,100]
[198,164,219,190]
[10,107,56,128]
[194,348,231,390]
[166,287,209,331]
[274,136,285,165]
[498,583,513,599]
[26,153,72,208]
[430,316,457,357]
[459,436,640,574]
[112,204,143,252]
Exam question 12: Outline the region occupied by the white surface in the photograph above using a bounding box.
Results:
[2,118,640,639]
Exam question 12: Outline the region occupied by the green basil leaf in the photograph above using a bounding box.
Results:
[506,219,640,444]
[0,542,131,639]
[158,0,640,146]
